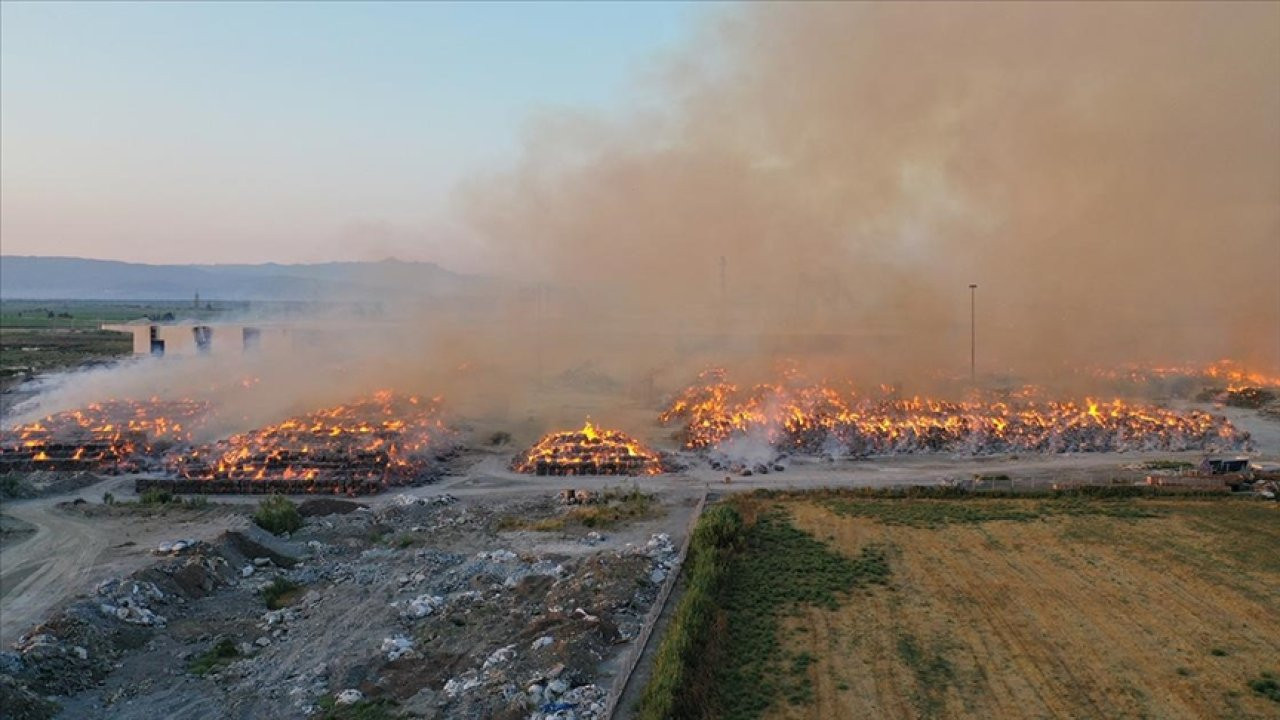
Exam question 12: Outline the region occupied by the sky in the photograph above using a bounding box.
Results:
[0,1,700,268]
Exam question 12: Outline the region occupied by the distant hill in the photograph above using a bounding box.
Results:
[0,256,477,300]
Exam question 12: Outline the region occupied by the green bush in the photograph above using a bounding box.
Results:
[390,532,418,549]
[262,577,303,610]
[188,637,239,675]
[139,488,175,505]
[1250,672,1280,702]
[254,495,302,535]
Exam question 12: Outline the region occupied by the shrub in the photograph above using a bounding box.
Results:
[188,637,239,675]
[505,486,658,532]
[102,492,115,505]
[139,488,175,505]
[390,532,418,549]
[254,495,302,535]
[1250,672,1280,702]
[262,577,303,610]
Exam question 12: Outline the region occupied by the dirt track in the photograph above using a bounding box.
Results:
[0,480,245,647]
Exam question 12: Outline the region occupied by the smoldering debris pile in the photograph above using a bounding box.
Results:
[159,392,453,495]
[0,399,209,474]
[661,369,1250,458]
[513,421,663,476]
[1196,386,1278,410]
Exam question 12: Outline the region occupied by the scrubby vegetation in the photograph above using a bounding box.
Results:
[1250,672,1280,702]
[254,495,303,535]
[636,504,742,720]
[261,577,303,610]
[139,488,176,505]
[738,485,1256,530]
[637,501,889,720]
[713,509,889,717]
[501,486,659,532]
[1141,459,1196,471]
[753,484,1231,501]
[896,631,958,716]
[188,637,240,676]
[821,497,1160,528]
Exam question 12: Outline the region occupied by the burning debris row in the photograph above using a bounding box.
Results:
[1091,359,1280,391]
[661,369,1251,456]
[0,399,209,473]
[513,421,663,476]
[1087,360,1280,410]
[164,391,451,494]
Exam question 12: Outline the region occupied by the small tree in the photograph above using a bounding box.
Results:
[254,495,302,535]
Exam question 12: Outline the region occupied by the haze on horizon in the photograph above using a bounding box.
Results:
[0,1,697,269]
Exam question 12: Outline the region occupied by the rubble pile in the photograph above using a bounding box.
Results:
[662,368,1250,458]
[513,421,663,476]
[0,533,245,716]
[3,493,681,720]
[402,532,675,720]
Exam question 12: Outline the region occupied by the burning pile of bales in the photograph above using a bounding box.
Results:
[661,369,1250,457]
[0,399,209,473]
[158,391,450,494]
[513,421,662,476]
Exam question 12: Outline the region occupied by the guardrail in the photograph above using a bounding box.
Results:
[601,488,709,719]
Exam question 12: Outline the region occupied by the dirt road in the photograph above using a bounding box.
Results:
[0,479,244,647]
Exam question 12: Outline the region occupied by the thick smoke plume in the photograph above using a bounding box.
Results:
[7,3,1279,443]
[460,2,1280,387]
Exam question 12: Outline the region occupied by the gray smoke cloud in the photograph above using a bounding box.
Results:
[458,2,1280,387]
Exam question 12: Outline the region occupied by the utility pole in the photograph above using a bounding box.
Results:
[969,284,978,383]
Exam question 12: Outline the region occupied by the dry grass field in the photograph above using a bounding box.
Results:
[758,496,1280,720]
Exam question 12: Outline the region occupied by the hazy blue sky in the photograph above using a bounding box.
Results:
[0,1,701,267]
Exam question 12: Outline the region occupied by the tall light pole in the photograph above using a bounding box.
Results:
[969,284,978,383]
